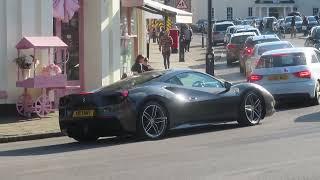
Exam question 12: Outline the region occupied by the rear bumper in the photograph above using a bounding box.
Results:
[59,105,137,137]
[256,80,316,101]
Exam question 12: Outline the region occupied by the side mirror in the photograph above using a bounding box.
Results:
[224,81,232,91]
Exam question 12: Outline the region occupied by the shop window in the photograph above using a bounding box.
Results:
[53,13,80,81]
[313,8,319,16]
[248,7,253,17]
[211,8,215,19]
[227,7,233,20]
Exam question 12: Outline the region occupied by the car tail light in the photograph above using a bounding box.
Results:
[79,92,93,95]
[293,70,311,79]
[248,74,263,82]
[121,90,129,97]
[227,44,237,49]
[245,47,254,56]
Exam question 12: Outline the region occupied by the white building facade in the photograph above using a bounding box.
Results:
[192,0,320,23]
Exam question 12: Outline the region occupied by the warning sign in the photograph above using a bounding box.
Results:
[176,0,188,9]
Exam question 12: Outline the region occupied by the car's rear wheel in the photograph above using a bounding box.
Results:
[311,82,320,105]
[138,101,169,139]
[69,125,99,142]
[238,91,264,126]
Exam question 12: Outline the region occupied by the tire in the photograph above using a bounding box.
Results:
[137,101,169,139]
[311,82,320,106]
[238,91,264,126]
[69,125,99,142]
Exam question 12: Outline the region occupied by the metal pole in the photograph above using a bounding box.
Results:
[206,0,214,75]
[201,26,205,48]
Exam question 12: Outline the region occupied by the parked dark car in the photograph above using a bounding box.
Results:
[226,32,256,65]
[59,69,275,142]
[239,34,280,73]
[304,26,320,48]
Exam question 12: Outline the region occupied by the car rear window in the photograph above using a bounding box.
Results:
[256,53,306,69]
[308,16,316,21]
[252,38,280,46]
[231,35,253,44]
[237,29,259,35]
[215,24,233,31]
[258,43,292,55]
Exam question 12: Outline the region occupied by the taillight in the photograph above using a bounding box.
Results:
[121,90,129,97]
[248,74,263,82]
[293,70,311,79]
[245,48,254,56]
[227,44,236,49]
[79,92,93,95]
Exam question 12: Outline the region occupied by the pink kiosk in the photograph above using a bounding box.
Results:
[15,36,68,118]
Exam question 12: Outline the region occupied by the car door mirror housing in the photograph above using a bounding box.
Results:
[224,81,232,91]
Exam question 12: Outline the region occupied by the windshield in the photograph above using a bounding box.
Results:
[96,71,164,92]
[308,16,317,21]
[258,43,293,55]
[256,53,306,69]
[285,16,302,22]
[215,24,233,31]
[231,35,253,44]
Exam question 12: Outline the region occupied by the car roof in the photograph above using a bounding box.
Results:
[215,21,234,25]
[262,47,315,56]
[250,35,279,41]
[255,41,292,48]
[231,32,256,37]
[237,27,258,31]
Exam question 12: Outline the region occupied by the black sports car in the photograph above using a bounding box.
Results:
[59,69,275,142]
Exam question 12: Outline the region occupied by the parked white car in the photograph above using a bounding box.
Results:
[245,41,294,77]
[248,47,320,105]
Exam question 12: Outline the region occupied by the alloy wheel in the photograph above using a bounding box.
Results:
[141,104,168,139]
[244,92,263,124]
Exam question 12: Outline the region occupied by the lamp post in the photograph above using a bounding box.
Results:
[206,0,214,75]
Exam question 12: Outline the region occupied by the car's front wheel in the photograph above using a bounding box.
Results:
[138,101,169,139]
[238,91,264,126]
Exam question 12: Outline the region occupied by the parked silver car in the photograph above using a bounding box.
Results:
[245,41,294,77]
[249,47,320,105]
[212,22,234,46]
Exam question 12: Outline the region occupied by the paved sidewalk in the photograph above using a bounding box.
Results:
[0,113,62,143]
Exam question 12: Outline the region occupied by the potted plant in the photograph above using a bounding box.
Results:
[13,55,33,69]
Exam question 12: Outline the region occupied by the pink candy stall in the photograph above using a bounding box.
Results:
[15,36,68,118]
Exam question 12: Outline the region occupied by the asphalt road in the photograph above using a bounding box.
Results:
[1,35,319,180]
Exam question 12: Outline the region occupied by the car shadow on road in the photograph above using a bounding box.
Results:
[0,123,241,157]
[295,111,320,123]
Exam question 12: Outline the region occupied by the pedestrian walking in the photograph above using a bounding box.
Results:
[291,16,296,38]
[159,31,173,69]
[158,27,165,44]
[258,20,264,33]
[302,16,309,36]
[251,19,257,28]
[184,26,193,52]
[152,28,157,43]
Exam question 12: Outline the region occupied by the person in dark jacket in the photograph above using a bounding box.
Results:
[291,16,296,38]
[302,16,309,36]
[131,54,145,74]
[142,57,154,71]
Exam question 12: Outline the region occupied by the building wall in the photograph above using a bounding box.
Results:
[83,0,121,91]
[0,0,52,104]
[192,0,320,24]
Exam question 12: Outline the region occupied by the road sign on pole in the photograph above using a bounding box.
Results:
[176,0,188,9]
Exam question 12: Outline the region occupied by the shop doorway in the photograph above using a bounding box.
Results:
[269,7,280,18]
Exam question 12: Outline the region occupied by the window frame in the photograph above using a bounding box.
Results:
[227,7,233,20]
[165,72,224,89]
[248,7,253,17]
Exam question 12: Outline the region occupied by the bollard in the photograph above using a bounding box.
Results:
[147,42,150,59]
[202,30,205,48]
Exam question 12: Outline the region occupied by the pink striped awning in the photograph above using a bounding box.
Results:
[53,0,80,23]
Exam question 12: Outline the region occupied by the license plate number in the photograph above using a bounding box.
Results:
[268,74,289,81]
[73,110,95,118]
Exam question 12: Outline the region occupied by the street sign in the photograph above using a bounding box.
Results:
[176,0,188,9]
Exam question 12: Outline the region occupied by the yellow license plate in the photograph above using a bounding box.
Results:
[268,74,289,81]
[73,110,95,118]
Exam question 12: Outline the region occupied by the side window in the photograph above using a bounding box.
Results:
[311,53,319,64]
[175,72,224,88]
